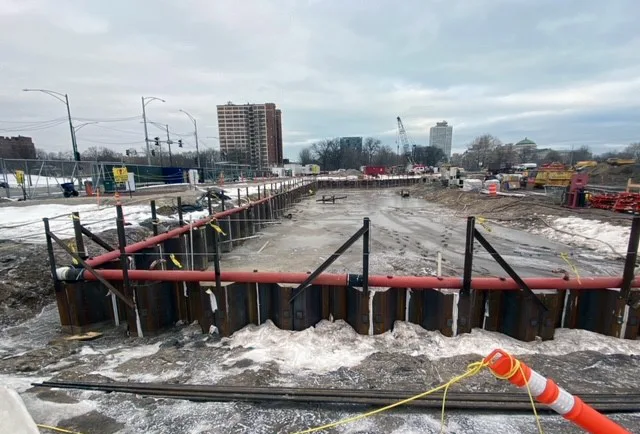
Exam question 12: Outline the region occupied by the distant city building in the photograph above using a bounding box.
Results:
[216,102,283,168]
[339,136,363,153]
[0,136,36,159]
[515,137,537,153]
[429,121,453,159]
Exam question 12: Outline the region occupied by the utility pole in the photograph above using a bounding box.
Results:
[165,124,173,167]
[141,96,165,166]
[180,109,201,167]
[23,89,81,188]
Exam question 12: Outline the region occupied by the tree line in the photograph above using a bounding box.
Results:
[297,137,446,171]
[451,134,640,171]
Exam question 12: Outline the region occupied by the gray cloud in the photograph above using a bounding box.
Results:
[0,0,638,160]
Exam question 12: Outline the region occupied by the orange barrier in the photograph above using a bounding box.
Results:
[488,183,497,196]
[484,349,630,434]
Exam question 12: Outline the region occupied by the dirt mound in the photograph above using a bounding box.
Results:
[586,163,640,186]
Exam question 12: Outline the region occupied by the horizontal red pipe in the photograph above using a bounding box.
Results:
[79,269,640,290]
[84,185,305,268]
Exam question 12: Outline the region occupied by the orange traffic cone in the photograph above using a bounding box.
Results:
[484,349,630,434]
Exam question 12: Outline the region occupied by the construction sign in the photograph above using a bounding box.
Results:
[14,170,25,185]
[112,167,129,183]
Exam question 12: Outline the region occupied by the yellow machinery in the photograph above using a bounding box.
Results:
[534,163,575,188]
[606,158,636,166]
[575,160,597,169]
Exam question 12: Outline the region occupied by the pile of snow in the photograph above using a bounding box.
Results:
[534,216,631,258]
[0,387,39,434]
[221,319,640,375]
[0,203,154,243]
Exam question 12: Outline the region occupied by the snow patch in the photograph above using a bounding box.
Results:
[222,320,640,376]
[533,216,630,258]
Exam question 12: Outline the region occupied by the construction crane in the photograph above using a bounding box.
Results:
[396,116,412,159]
[397,116,419,174]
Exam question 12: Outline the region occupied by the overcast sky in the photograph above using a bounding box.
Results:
[1,0,639,160]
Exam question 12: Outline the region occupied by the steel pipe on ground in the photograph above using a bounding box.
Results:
[72,269,640,291]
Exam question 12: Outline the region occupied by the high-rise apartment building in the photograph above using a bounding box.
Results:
[339,136,363,153]
[216,102,283,168]
[429,121,453,159]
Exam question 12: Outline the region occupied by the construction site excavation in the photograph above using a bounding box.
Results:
[2,176,640,434]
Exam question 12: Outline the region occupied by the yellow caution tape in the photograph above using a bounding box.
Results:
[476,216,492,232]
[67,242,79,265]
[209,221,226,235]
[169,254,183,269]
[560,252,581,284]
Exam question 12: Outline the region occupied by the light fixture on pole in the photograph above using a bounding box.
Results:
[141,96,165,165]
[23,88,79,162]
[179,109,200,167]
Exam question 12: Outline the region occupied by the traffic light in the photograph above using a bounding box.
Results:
[74,151,81,161]
[151,150,156,156]
[126,150,130,156]
[154,137,160,147]
[178,139,183,148]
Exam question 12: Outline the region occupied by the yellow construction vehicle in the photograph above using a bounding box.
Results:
[534,163,575,188]
[606,158,636,166]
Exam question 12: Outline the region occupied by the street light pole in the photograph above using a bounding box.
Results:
[23,88,79,161]
[141,96,165,166]
[165,124,173,167]
[180,109,200,167]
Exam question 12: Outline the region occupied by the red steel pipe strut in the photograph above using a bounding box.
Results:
[84,192,288,269]
[66,268,640,291]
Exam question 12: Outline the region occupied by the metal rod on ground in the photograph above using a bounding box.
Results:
[150,200,158,236]
[257,185,261,200]
[237,188,241,206]
[71,212,87,259]
[80,226,115,252]
[177,197,184,226]
[116,205,141,335]
[289,224,368,303]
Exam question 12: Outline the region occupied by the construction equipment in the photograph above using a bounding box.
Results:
[565,173,589,208]
[534,163,575,188]
[440,165,466,188]
[396,116,420,173]
[607,158,636,166]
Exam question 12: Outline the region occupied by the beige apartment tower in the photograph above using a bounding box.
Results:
[216,102,283,169]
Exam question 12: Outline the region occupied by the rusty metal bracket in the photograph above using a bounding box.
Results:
[290,221,369,303]
[473,228,547,313]
[47,231,135,309]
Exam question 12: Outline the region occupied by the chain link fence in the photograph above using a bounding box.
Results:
[1,159,274,199]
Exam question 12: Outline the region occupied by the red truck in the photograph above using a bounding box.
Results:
[363,166,386,176]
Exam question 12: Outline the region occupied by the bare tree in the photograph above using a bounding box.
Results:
[363,137,381,165]
[298,148,314,165]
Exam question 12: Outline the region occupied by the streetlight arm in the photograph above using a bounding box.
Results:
[179,109,196,124]
[23,88,67,105]
[143,96,166,107]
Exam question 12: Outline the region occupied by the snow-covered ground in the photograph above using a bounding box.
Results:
[0,203,155,243]
[532,216,632,259]
[2,313,640,433]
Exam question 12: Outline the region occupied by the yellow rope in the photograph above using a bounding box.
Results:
[292,355,544,434]
[37,424,84,434]
[560,252,581,284]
